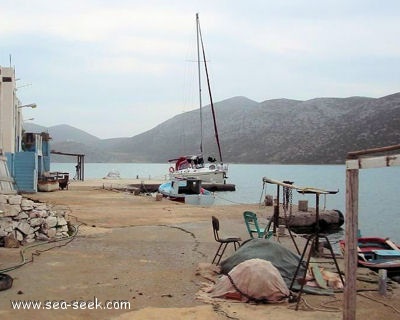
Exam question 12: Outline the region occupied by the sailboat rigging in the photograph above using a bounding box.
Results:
[167,13,228,184]
[196,13,223,163]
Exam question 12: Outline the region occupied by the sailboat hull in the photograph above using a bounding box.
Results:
[170,166,227,184]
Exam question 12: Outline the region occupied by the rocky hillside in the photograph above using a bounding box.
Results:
[24,92,400,164]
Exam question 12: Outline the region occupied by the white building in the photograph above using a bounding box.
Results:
[0,65,43,193]
[0,66,37,155]
[0,66,18,154]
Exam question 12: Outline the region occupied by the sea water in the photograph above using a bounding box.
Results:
[51,163,400,243]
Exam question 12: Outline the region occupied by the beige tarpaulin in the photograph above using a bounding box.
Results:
[208,258,289,302]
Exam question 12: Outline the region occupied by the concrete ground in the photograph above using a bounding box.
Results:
[0,179,399,319]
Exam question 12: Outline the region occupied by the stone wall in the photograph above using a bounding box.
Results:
[0,194,70,247]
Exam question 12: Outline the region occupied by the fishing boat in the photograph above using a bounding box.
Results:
[104,169,121,179]
[339,237,400,279]
[158,177,215,206]
[168,13,228,185]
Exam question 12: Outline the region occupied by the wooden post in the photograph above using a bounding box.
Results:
[344,168,359,320]
[343,147,400,320]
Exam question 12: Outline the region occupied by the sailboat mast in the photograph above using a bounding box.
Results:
[196,13,203,155]
[197,14,223,163]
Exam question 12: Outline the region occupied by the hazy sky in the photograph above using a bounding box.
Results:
[1,0,399,139]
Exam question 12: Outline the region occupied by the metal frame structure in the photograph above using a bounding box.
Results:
[50,151,85,181]
[263,177,343,310]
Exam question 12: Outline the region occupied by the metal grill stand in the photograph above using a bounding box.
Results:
[289,191,345,310]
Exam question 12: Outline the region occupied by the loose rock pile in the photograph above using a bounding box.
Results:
[0,194,70,248]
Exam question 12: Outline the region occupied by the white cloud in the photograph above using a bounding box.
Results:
[0,1,193,40]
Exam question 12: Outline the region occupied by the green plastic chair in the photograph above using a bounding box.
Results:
[243,211,273,239]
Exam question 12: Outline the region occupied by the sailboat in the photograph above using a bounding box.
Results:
[168,13,228,185]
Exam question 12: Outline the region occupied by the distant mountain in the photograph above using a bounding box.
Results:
[23,93,400,164]
[23,123,100,144]
[23,123,48,134]
[23,123,104,162]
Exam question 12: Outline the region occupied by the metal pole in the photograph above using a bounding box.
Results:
[273,185,280,234]
[314,193,320,255]
[196,13,203,155]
